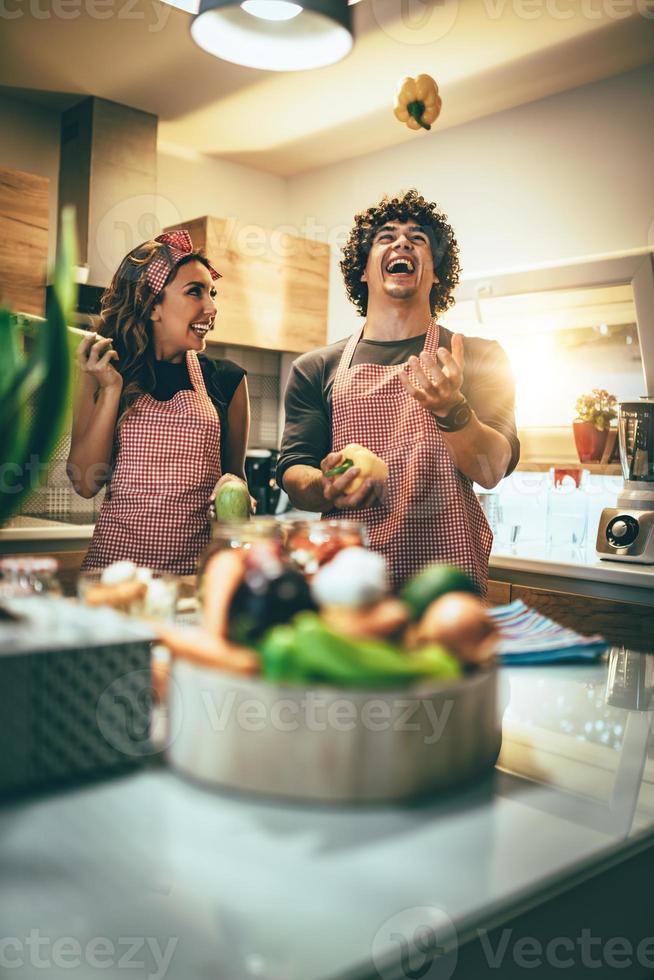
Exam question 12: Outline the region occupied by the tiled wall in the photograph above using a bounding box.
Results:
[19,343,282,521]
[206,344,281,449]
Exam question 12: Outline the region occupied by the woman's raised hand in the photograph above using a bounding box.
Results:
[76,334,122,390]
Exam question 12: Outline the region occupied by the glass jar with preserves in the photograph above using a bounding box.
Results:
[199,518,283,576]
[281,519,369,577]
[0,556,62,599]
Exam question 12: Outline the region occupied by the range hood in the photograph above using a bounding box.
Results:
[57,96,158,312]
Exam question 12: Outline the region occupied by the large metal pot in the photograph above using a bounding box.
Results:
[167,663,500,803]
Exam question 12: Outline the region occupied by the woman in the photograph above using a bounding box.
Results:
[68,230,251,574]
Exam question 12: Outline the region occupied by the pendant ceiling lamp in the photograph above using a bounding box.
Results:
[191,0,353,72]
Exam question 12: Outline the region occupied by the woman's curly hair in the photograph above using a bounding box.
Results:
[340,189,461,317]
[97,241,212,426]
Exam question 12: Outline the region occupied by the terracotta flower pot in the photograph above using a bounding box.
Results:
[573,420,608,462]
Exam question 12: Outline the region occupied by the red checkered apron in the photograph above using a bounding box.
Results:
[82,351,221,574]
[326,320,492,594]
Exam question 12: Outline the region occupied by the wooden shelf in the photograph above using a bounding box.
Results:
[164,216,329,354]
[515,461,621,475]
[0,167,49,316]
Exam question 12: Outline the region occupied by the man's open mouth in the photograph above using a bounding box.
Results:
[385,258,415,276]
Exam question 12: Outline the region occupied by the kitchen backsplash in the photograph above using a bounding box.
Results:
[208,343,281,449]
[19,343,282,522]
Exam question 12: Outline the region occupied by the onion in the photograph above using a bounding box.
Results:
[321,598,410,640]
[311,547,388,608]
[416,592,498,664]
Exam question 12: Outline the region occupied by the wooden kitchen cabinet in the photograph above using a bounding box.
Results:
[486,579,511,605]
[511,584,654,650]
[0,167,49,315]
[54,550,88,596]
[165,216,329,353]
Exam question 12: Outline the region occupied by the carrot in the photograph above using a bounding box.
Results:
[158,623,259,674]
[84,579,147,611]
[151,656,170,703]
[202,548,246,638]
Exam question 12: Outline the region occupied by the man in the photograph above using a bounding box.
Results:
[277,189,519,593]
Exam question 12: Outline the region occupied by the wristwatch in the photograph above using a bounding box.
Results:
[435,397,472,432]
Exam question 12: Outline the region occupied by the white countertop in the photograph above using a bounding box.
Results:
[0,516,94,542]
[2,658,653,979]
[490,544,654,589]
[2,514,653,590]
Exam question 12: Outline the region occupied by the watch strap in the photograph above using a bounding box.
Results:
[435,397,472,432]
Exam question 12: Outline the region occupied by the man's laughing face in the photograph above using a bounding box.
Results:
[361,220,438,307]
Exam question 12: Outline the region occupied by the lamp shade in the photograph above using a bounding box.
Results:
[191,0,353,71]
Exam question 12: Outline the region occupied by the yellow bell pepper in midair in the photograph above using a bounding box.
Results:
[393,74,442,132]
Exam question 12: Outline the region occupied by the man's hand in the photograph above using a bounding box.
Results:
[320,451,388,511]
[399,333,465,418]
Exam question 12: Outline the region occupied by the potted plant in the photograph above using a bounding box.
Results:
[0,207,77,526]
[573,388,617,462]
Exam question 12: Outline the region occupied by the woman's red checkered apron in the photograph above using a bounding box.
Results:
[326,320,492,594]
[82,351,221,575]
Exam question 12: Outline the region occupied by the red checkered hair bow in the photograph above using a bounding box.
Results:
[146,230,221,294]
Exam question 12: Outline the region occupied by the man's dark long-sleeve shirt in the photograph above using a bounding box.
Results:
[278,325,519,487]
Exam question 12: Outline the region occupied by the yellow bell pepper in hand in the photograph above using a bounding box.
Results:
[394,73,442,132]
[325,443,389,495]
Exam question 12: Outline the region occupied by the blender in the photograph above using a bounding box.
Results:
[596,398,654,563]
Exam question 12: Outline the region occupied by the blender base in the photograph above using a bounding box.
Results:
[596,507,654,563]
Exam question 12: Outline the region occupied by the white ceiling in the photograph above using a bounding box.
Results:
[1,0,653,176]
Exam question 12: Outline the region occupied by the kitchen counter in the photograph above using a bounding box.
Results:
[2,654,654,979]
[490,545,654,599]
[0,515,94,552]
[3,514,653,592]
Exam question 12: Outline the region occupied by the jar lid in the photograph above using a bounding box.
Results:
[552,466,586,489]
[0,556,59,574]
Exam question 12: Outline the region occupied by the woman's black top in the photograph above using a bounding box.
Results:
[152,355,246,471]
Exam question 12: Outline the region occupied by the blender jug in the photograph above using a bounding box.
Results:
[620,400,654,483]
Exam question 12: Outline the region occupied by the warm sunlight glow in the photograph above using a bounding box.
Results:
[501,328,644,429]
[505,334,559,428]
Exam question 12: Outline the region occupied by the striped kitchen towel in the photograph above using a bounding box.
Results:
[488,599,608,665]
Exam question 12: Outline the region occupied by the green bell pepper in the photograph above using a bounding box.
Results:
[259,613,461,688]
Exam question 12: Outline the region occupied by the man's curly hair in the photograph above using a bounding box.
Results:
[340,189,460,317]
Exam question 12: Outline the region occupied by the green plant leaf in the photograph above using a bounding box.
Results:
[29,207,77,471]
[0,309,23,400]
[0,207,78,525]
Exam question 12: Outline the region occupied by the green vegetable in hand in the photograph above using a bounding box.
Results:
[325,444,388,494]
[325,459,354,477]
[214,479,251,522]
